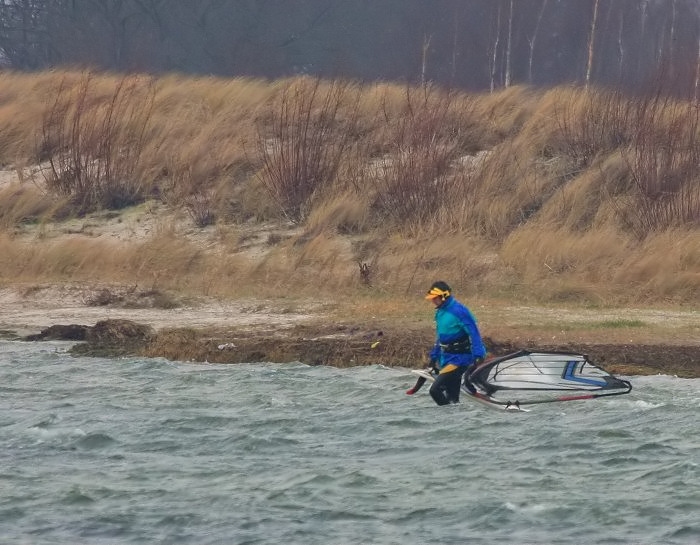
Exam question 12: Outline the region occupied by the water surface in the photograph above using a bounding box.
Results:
[1,341,698,544]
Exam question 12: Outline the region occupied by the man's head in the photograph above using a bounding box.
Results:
[425,281,451,306]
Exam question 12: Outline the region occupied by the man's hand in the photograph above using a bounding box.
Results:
[428,358,439,374]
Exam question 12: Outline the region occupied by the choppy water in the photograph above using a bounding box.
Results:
[1,340,698,545]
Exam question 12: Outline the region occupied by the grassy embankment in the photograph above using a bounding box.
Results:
[0,70,697,355]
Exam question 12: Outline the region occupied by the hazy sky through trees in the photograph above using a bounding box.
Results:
[1,1,700,95]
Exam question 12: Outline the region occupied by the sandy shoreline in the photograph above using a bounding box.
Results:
[1,283,698,378]
[0,284,320,337]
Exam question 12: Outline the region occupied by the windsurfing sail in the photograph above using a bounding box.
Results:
[468,350,632,406]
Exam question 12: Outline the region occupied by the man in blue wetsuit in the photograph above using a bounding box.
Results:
[423,280,486,405]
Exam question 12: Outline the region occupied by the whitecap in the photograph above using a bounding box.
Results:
[504,501,550,515]
[630,400,665,410]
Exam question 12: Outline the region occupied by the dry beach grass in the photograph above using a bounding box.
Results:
[0,71,697,375]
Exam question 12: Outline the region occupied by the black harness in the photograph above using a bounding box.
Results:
[439,335,472,354]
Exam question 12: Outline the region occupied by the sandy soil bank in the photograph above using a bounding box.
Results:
[0,283,698,377]
[0,284,318,336]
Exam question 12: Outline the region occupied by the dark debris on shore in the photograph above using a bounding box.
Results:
[11,319,700,378]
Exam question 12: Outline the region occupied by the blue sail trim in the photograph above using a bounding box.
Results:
[563,361,608,387]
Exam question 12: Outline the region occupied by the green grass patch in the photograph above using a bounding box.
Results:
[589,319,647,329]
[516,319,648,332]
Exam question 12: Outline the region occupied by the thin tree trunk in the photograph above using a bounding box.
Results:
[637,1,648,83]
[490,2,502,92]
[694,36,700,102]
[585,0,600,88]
[668,0,677,79]
[421,33,431,88]
[451,5,459,85]
[528,0,548,84]
[505,0,514,88]
[617,10,625,82]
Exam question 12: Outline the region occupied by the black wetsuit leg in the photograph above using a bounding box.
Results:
[429,366,467,405]
[462,366,477,394]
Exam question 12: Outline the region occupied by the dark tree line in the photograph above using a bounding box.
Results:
[2,0,700,96]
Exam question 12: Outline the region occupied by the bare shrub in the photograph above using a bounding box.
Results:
[255,77,361,223]
[39,72,155,213]
[369,86,465,230]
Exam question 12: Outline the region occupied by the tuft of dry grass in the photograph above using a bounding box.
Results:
[0,182,66,229]
[305,191,373,235]
[471,85,541,139]
[532,152,629,232]
[500,226,700,304]
[611,230,700,301]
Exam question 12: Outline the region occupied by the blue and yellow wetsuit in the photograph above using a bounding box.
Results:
[428,296,486,405]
